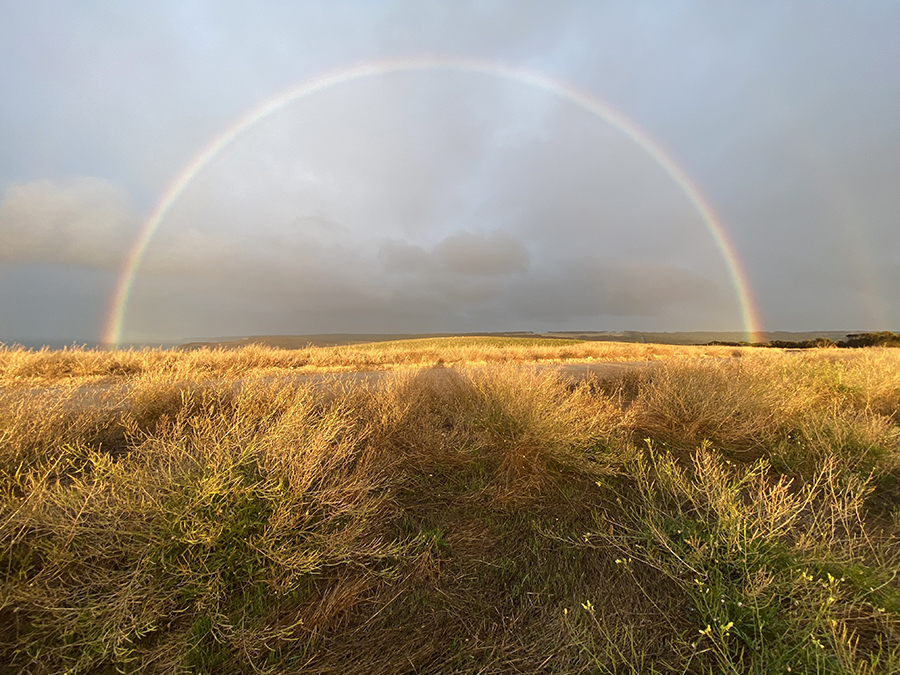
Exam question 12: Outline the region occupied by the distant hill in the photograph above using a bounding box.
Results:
[178,332,540,350]
[548,331,858,345]
[3,339,178,351]
[177,330,878,350]
[7,330,890,352]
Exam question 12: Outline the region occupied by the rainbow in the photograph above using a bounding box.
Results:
[103,56,763,346]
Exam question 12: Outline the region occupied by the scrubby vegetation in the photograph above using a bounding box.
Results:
[840,333,900,349]
[708,331,900,350]
[1,342,899,673]
[0,337,744,385]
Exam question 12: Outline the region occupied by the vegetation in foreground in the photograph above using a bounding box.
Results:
[1,342,899,673]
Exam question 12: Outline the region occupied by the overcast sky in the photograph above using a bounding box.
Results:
[1,1,898,344]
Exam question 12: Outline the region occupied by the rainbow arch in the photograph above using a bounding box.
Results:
[103,56,762,346]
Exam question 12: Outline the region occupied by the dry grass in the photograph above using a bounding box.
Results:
[1,344,898,673]
[0,337,751,386]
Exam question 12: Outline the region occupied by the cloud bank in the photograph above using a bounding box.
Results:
[0,178,135,268]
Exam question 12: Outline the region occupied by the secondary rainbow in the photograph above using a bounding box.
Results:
[103,56,763,346]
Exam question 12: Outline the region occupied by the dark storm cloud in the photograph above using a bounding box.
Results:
[122,221,726,340]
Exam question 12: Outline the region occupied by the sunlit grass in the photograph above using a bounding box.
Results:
[1,346,898,672]
[0,336,752,385]
[351,335,587,350]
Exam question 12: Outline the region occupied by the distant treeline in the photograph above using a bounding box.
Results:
[707,331,900,349]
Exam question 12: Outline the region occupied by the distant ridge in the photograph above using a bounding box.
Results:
[177,331,871,350]
[178,332,540,350]
[6,331,887,351]
[547,330,858,345]
[3,339,179,351]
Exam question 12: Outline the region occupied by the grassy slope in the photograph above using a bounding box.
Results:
[1,344,899,673]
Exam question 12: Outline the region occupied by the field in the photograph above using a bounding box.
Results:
[1,338,899,673]
[0,337,745,384]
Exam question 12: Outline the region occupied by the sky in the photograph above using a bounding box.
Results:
[1,1,898,344]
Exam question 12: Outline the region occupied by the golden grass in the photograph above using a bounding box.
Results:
[0,336,752,386]
[1,345,898,673]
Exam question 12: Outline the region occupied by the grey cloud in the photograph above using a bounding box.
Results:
[379,240,429,274]
[380,231,529,277]
[509,257,728,322]
[140,228,527,299]
[124,220,730,339]
[3,3,899,342]
[0,178,135,268]
[433,231,529,276]
[601,261,725,316]
[141,227,246,281]
[82,69,759,339]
